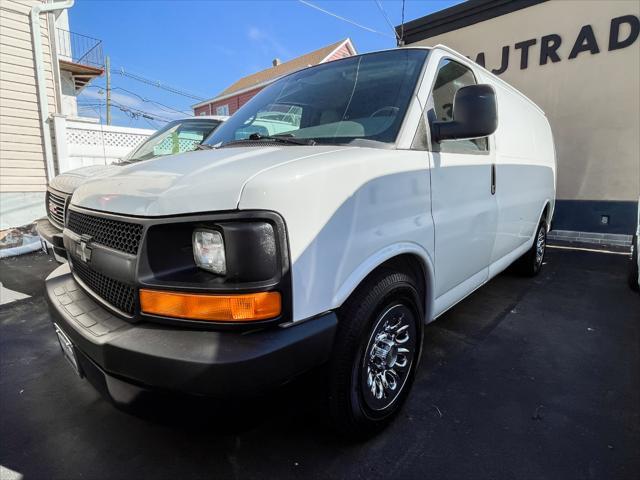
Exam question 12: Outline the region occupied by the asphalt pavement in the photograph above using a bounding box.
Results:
[1,246,638,479]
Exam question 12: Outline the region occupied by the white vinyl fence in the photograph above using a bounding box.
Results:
[53,115,155,173]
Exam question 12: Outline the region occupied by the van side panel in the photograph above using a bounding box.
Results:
[478,70,556,264]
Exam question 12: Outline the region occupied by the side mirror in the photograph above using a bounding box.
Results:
[431,84,498,143]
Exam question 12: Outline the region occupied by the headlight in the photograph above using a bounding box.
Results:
[193,229,226,275]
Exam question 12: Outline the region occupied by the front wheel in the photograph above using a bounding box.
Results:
[328,269,423,437]
[515,220,547,276]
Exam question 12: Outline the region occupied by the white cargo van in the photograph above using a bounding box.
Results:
[45,46,556,436]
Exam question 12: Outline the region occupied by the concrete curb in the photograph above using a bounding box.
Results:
[548,230,632,248]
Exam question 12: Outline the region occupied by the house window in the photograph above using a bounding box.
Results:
[216,104,229,116]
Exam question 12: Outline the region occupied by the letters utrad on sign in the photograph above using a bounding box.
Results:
[473,14,639,74]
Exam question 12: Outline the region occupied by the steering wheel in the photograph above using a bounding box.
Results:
[370,106,400,118]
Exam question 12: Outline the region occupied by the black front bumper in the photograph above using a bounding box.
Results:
[36,217,67,260]
[46,264,337,403]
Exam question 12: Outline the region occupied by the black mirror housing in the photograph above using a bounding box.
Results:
[431,84,498,143]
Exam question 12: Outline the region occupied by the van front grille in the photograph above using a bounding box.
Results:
[71,258,136,315]
[47,190,69,228]
[67,211,143,255]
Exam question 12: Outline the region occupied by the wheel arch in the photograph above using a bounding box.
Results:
[522,201,553,251]
[541,200,552,228]
[332,243,435,324]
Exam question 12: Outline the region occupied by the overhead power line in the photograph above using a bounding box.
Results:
[110,100,172,122]
[142,116,162,130]
[79,99,172,123]
[374,0,400,43]
[298,0,395,39]
[85,84,193,117]
[112,66,206,101]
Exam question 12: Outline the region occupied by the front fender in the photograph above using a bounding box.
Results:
[238,148,434,323]
[331,242,436,323]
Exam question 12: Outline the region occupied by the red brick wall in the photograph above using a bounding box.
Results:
[194,86,263,117]
[194,105,209,116]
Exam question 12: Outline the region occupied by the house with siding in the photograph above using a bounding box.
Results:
[193,38,356,117]
[0,0,104,230]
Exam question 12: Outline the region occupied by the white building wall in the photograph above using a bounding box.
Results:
[0,0,57,195]
[59,71,77,117]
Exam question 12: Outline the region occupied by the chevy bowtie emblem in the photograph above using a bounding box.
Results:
[77,234,93,263]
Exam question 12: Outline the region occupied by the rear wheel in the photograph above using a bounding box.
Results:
[516,219,547,276]
[328,269,423,437]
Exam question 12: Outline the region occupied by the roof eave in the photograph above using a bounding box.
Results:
[318,38,357,63]
[396,0,547,44]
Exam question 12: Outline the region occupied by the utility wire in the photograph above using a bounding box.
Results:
[79,99,172,123]
[142,116,161,130]
[114,86,192,116]
[110,100,172,122]
[84,84,193,117]
[374,0,400,43]
[298,0,395,39]
[112,66,206,101]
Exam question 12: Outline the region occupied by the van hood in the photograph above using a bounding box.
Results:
[49,164,121,194]
[71,146,350,216]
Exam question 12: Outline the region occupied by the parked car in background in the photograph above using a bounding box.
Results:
[629,198,639,291]
[45,46,556,436]
[233,106,302,139]
[36,116,227,261]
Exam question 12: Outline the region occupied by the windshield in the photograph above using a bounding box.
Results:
[126,118,223,162]
[204,49,428,148]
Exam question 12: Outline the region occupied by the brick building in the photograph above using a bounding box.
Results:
[193,38,356,117]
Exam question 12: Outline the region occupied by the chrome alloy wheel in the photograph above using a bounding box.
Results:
[535,226,546,267]
[360,304,417,412]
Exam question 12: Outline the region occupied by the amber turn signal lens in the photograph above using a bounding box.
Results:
[139,289,281,322]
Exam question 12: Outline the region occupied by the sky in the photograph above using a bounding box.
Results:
[70,0,463,129]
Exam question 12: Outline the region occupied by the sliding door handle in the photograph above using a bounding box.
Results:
[491,163,496,195]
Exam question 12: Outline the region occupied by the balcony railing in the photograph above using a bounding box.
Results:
[56,28,104,68]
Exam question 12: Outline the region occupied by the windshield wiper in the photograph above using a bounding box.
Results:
[116,158,140,165]
[195,143,214,150]
[247,133,316,146]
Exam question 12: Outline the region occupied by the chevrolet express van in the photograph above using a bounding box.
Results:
[45,46,556,436]
[37,116,227,262]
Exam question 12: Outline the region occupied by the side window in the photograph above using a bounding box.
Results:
[427,59,488,154]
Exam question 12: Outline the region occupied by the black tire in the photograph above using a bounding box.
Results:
[328,268,423,438]
[515,219,547,277]
[628,235,639,291]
